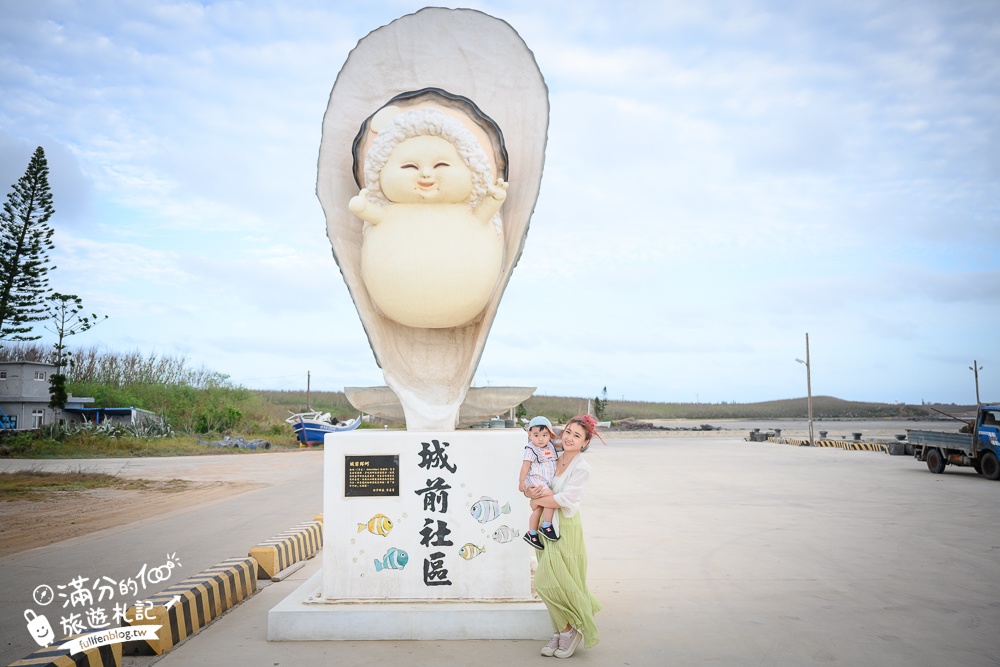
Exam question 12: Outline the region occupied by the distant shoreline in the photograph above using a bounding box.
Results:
[608,417,965,439]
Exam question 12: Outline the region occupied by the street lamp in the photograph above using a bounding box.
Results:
[796,332,814,446]
[970,360,983,407]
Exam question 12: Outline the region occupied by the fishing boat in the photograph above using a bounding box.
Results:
[285,411,361,445]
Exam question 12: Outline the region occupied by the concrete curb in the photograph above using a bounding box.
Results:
[810,439,890,452]
[248,520,323,580]
[761,436,892,452]
[122,556,257,656]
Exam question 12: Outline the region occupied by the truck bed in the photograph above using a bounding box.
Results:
[906,429,974,453]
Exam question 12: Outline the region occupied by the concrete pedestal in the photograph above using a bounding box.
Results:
[268,570,550,641]
[268,428,550,640]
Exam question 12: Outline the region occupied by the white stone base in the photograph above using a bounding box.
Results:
[268,570,551,641]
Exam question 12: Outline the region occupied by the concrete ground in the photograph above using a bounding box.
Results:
[3,436,1000,666]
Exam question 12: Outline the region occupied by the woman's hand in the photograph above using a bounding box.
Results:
[528,484,563,511]
[527,484,551,499]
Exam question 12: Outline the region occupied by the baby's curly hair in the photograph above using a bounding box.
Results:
[363,108,502,235]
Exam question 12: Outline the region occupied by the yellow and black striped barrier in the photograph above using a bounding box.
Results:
[7,639,121,667]
[812,439,889,452]
[769,436,808,446]
[764,437,891,453]
[121,556,257,656]
[845,442,888,452]
[764,437,814,446]
[249,520,323,580]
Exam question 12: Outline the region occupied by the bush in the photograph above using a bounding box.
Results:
[41,417,175,441]
[66,381,272,436]
[0,431,43,456]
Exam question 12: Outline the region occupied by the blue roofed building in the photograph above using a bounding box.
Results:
[1,360,160,431]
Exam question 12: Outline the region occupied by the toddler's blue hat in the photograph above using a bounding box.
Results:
[527,416,555,432]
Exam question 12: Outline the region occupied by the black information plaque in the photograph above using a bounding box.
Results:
[344,455,399,497]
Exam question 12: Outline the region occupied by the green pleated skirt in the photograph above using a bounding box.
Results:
[534,510,601,648]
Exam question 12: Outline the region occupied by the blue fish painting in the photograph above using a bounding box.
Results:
[374,547,408,572]
[490,525,520,543]
[470,496,511,523]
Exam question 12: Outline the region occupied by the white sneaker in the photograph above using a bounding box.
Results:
[554,628,582,658]
[540,632,560,656]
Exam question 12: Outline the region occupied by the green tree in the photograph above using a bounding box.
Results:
[48,370,69,411]
[593,386,608,421]
[0,147,57,344]
[45,292,107,409]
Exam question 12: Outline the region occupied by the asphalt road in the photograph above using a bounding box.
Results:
[0,450,324,665]
[3,438,1000,666]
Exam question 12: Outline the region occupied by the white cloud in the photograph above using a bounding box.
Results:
[2,0,997,405]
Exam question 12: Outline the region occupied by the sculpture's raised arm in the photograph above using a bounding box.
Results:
[475,178,508,223]
[348,188,386,225]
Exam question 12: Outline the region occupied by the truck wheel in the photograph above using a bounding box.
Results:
[926,448,947,474]
[973,458,983,475]
[981,452,1000,481]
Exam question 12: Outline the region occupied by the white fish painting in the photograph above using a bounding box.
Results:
[490,525,520,543]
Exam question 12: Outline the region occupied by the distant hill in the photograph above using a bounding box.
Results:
[255,390,973,423]
[522,395,973,422]
[254,389,356,421]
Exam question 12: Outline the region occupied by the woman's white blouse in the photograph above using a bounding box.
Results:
[551,455,591,518]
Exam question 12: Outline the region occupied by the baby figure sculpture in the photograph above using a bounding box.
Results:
[318,9,547,430]
[349,107,508,329]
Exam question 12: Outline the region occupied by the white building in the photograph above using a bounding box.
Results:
[0,360,58,430]
[0,360,155,431]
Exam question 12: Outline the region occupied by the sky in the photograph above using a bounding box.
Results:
[1,0,998,406]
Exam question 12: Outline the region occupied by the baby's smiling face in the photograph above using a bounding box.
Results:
[380,135,474,204]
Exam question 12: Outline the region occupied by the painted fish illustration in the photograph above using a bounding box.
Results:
[458,543,486,560]
[374,547,408,572]
[358,513,393,536]
[491,525,520,543]
[470,496,511,524]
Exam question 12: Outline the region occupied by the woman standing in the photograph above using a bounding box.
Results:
[527,415,603,658]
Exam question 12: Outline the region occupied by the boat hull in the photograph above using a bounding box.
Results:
[292,417,361,444]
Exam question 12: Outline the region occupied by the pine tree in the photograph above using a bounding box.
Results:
[45,292,107,409]
[593,386,609,421]
[0,146,56,343]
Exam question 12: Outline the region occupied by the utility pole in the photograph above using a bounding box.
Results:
[970,360,982,407]
[796,333,814,446]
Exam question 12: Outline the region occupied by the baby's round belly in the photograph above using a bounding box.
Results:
[362,213,504,329]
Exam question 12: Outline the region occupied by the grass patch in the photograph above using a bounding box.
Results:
[1,432,299,459]
[0,469,190,500]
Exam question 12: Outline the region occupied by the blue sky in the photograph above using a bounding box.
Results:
[1,1,997,405]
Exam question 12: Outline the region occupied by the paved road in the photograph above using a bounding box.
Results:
[3,438,1000,666]
[0,450,324,666]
